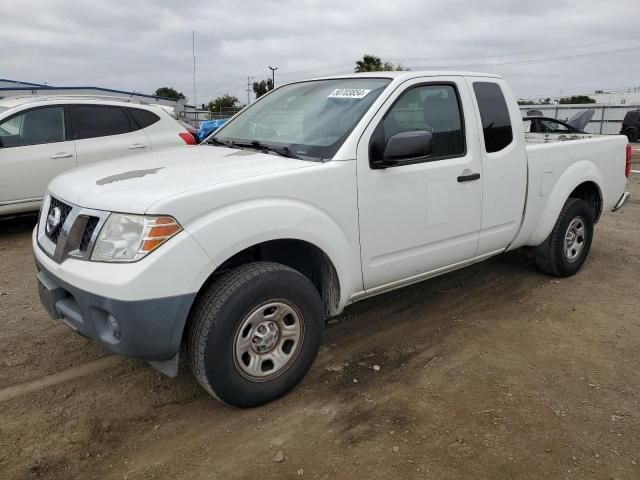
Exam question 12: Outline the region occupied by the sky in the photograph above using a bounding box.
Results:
[1,0,639,105]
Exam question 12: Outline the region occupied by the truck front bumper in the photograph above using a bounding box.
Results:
[613,191,630,211]
[32,228,212,370]
[36,261,196,364]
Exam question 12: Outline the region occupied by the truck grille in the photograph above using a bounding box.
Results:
[45,197,73,244]
[37,195,109,263]
[79,217,100,252]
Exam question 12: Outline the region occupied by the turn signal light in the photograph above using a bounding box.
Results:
[140,217,182,253]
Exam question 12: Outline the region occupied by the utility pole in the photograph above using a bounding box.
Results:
[268,66,278,88]
[246,76,254,105]
[192,30,197,124]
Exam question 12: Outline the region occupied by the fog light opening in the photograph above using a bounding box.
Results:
[108,315,121,340]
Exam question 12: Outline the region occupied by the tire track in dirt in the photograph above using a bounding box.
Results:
[0,355,121,403]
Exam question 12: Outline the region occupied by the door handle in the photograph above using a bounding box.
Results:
[457,172,481,182]
[128,143,148,150]
[50,152,73,159]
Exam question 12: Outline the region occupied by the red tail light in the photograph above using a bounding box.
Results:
[626,143,632,178]
[179,132,197,145]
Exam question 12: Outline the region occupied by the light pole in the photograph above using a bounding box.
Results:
[268,66,278,89]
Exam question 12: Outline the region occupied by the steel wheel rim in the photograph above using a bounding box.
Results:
[233,300,304,382]
[564,216,586,263]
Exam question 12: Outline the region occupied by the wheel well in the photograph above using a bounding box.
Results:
[197,239,341,318]
[569,181,602,223]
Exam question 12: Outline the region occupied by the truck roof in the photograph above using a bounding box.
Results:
[310,70,502,81]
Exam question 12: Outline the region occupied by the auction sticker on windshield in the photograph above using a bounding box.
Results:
[328,88,371,99]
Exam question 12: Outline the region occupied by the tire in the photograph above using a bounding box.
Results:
[625,128,638,143]
[187,262,324,407]
[535,198,594,277]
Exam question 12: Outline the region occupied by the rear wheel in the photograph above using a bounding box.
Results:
[535,198,594,277]
[187,262,324,407]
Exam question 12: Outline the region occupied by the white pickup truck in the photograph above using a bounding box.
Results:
[33,72,631,407]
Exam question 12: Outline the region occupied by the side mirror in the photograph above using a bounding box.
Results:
[375,130,433,168]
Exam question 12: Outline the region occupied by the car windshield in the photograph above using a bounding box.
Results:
[210,78,392,160]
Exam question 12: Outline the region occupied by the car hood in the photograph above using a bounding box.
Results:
[48,145,317,213]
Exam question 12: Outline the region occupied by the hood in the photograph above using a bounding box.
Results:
[48,145,317,213]
[567,109,595,131]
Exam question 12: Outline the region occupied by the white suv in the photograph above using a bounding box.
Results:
[0,96,197,216]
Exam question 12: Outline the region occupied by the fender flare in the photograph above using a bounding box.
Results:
[529,160,604,246]
[186,198,361,312]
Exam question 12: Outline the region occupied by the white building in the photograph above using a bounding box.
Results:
[590,87,640,105]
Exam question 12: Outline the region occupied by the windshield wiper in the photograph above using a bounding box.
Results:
[233,140,302,160]
[207,137,238,149]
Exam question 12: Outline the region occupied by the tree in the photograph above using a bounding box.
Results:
[517,97,554,105]
[207,94,241,112]
[559,95,596,104]
[154,87,186,100]
[354,54,409,72]
[252,79,274,99]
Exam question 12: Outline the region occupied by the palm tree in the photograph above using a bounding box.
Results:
[355,54,385,72]
[354,54,409,72]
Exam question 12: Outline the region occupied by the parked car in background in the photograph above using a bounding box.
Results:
[0,97,197,216]
[34,72,630,407]
[178,119,198,139]
[523,116,586,134]
[620,109,640,142]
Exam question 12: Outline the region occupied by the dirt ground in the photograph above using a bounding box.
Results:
[0,175,639,480]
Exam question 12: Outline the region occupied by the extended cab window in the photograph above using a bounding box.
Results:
[473,82,513,153]
[72,105,132,140]
[381,84,465,160]
[0,106,65,148]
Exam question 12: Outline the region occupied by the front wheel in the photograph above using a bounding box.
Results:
[535,198,594,277]
[187,262,324,407]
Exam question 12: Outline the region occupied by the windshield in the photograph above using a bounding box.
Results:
[211,78,392,160]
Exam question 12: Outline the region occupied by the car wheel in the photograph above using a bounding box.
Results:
[535,198,594,277]
[187,262,324,407]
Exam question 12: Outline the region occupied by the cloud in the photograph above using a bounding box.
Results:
[1,0,639,103]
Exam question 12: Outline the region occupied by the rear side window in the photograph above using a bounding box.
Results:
[72,105,132,139]
[128,108,161,129]
[623,111,640,125]
[473,82,513,153]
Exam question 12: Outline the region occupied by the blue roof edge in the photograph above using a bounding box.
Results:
[0,78,50,88]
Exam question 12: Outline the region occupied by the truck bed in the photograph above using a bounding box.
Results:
[510,134,629,249]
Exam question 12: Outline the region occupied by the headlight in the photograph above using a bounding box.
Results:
[91,214,182,262]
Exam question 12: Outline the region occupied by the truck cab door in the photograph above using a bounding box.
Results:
[466,79,527,255]
[356,77,483,291]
